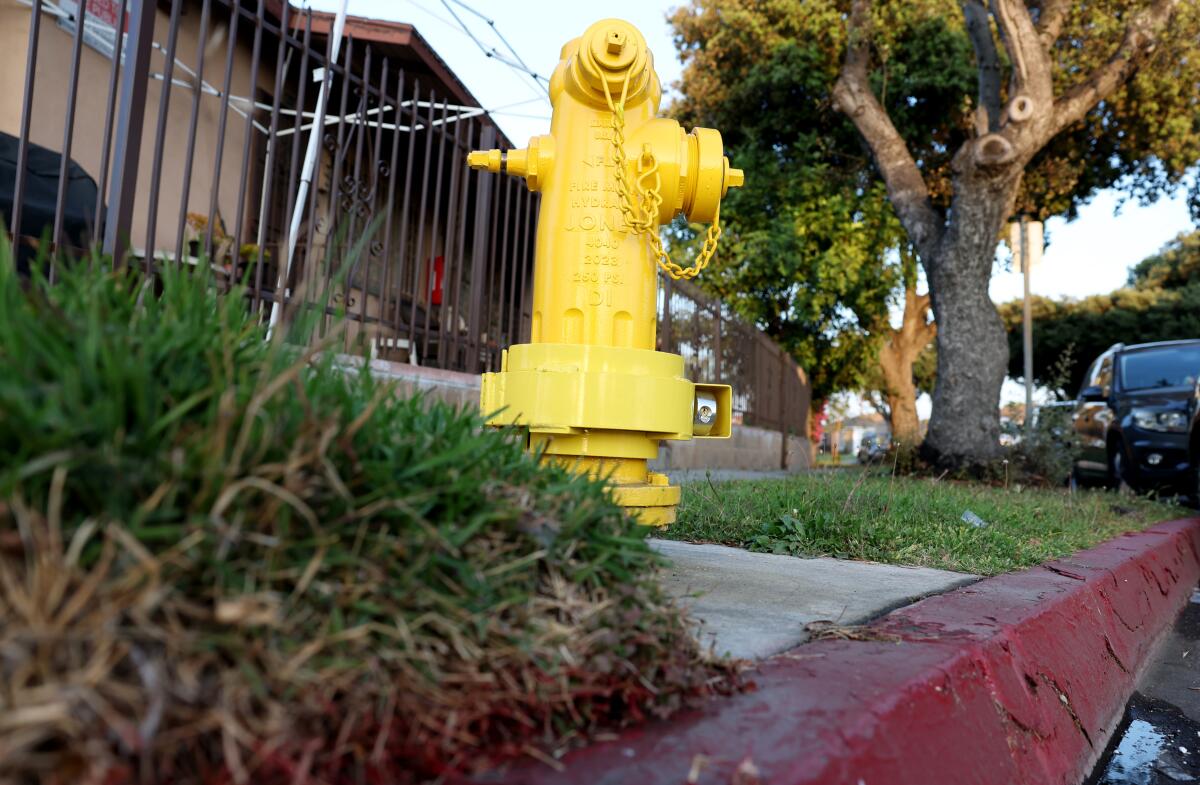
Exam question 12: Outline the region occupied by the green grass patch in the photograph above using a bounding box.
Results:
[0,245,738,784]
[666,470,1181,575]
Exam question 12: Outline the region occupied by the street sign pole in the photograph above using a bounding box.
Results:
[1021,216,1033,437]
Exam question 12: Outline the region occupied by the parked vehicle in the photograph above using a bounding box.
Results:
[857,437,890,465]
[1072,340,1200,493]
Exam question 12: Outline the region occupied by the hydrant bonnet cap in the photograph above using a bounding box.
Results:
[573,18,650,100]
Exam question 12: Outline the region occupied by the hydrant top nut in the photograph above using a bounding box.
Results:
[606,30,626,55]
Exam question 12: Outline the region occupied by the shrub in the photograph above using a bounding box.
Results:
[0,246,738,783]
[1004,348,1083,486]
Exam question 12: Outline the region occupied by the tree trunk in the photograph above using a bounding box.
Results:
[921,162,1019,467]
[879,285,935,447]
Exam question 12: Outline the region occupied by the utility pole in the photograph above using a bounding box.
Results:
[1021,215,1033,437]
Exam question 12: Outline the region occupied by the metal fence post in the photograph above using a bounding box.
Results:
[778,345,788,471]
[467,124,497,374]
[661,275,673,352]
[102,0,158,264]
[10,0,44,258]
[713,304,722,381]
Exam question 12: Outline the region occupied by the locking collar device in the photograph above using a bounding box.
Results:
[468,18,743,526]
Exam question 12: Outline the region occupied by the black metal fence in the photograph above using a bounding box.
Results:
[661,278,809,439]
[3,0,809,447]
[4,0,537,373]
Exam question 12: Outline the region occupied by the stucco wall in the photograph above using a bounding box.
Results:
[652,425,812,473]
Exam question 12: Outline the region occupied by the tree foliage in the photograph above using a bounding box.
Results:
[1000,231,1200,394]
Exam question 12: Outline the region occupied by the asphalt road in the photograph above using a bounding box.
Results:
[1087,586,1200,784]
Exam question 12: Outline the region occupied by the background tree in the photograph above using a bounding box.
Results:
[671,0,1200,468]
[1000,230,1200,394]
[856,251,939,445]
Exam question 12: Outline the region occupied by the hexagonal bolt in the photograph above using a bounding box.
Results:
[606,30,626,55]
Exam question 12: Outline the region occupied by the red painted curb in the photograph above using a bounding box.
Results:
[471,518,1200,785]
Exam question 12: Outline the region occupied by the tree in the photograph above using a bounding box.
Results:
[671,0,1200,468]
[1000,231,1200,393]
[872,250,936,444]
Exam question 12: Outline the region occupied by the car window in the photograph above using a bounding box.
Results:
[1095,354,1113,394]
[1119,345,1200,391]
[1079,359,1099,398]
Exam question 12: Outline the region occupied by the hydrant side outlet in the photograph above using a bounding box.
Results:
[470,18,743,526]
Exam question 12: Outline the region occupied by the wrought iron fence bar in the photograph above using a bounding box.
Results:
[493,175,513,364]
[447,117,474,369]
[49,0,88,274]
[391,78,419,345]
[342,44,372,349]
[253,0,291,313]
[280,10,313,304]
[345,43,371,268]
[480,158,502,371]
[378,69,405,351]
[173,0,213,265]
[517,189,536,343]
[356,54,388,339]
[506,184,524,345]
[102,0,159,264]
[143,0,183,268]
[420,97,451,362]
[230,0,266,281]
[201,0,241,260]
[320,34,354,335]
[10,0,44,258]
[467,124,497,374]
[407,90,437,359]
[436,109,465,368]
[92,0,126,246]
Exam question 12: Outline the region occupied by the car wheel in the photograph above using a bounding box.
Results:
[1109,444,1134,495]
[1186,454,1200,508]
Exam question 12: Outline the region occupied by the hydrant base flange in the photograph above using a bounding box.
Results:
[609,472,681,527]
[481,342,726,525]
[481,343,702,440]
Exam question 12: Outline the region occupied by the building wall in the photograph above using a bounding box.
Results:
[0,1,273,252]
[653,426,812,473]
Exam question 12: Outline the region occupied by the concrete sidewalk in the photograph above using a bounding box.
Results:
[650,539,977,659]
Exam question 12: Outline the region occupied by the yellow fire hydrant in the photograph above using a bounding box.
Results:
[469,18,743,526]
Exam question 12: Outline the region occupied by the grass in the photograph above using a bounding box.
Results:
[0,243,739,784]
[665,469,1182,575]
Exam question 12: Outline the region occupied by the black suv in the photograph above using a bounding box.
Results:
[1072,340,1200,493]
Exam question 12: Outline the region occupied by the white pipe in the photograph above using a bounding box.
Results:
[268,0,350,337]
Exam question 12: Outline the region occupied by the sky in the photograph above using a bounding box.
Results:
[303,0,1196,412]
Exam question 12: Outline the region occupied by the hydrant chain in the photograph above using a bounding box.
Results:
[602,68,723,281]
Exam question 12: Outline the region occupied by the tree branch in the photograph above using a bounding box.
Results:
[962,0,1003,134]
[1050,0,1179,135]
[1035,0,1071,47]
[989,0,1054,103]
[833,0,943,262]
